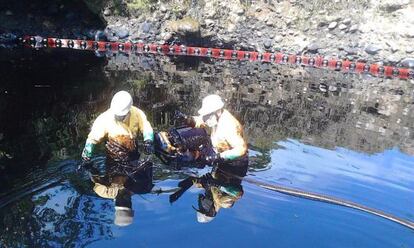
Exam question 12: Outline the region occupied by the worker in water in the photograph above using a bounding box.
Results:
[176,94,248,166]
[81,90,155,164]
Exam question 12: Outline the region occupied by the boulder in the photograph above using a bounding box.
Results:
[365,45,382,55]
[401,58,414,69]
[328,22,337,30]
[166,17,200,36]
[379,0,410,12]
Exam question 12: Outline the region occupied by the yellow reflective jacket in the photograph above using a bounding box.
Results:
[86,106,154,149]
[195,109,247,160]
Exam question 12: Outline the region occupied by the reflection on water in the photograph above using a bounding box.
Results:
[89,159,154,227]
[170,161,248,223]
[0,49,414,247]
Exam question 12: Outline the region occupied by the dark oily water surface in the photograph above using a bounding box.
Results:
[0,49,413,247]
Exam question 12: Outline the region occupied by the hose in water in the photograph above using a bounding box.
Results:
[222,171,414,231]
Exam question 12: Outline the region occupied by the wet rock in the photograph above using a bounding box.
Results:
[338,24,347,30]
[406,48,414,54]
[405,30,414,38]
[274,36,283,43]
[116,26,130,39]
[104,28,118,41]
[161,32,172,41]
[264,40,272,49]
[345,47,358,55]
[318,20,328,27]
[205,19,215,27]
[379,0,410,12]
[306,42,320,53]
[141,21,152,33]
[236,8,245,15]
[401,58,414,69]
[266,20,273,26]
[160,5,167,13]
[319,83,328,92]
[328,22,337,30]
[387,56,400,64]
[227,23,236,32]
[94,30,106,41]
[386,41,399,53]
[342,18,351,25]
[328,85,338,92]
[103,8,111,16]
[365,45,381,55]
[349,25,358,33]
[5,10,13,16]
[309,83,318,91]
[166,17,200,36]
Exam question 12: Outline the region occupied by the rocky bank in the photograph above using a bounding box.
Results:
[83,0,414,67]
[1,0,414,67]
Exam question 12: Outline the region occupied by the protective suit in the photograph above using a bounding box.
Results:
[194,109,247,161]
[87,106,154,148]
[188,94,247,162]
[82,91,154,162]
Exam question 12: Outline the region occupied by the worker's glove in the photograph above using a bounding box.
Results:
[81,142,94,162]
[143,140,154,155]
[204,152,223,165]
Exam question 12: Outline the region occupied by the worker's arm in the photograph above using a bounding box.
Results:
[136,108,154,142]
[82,114,108,160]
[219,125,247,160]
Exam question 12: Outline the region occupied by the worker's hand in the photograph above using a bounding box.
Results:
[204,152,222,165]
[143,140,154,155]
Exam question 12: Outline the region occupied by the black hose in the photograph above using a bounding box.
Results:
[222,171,414,231]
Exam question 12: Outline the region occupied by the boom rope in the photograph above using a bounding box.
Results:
[19,35,414,80]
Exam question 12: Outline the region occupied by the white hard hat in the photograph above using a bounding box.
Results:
[197,94,224,116]
[110,91,133,116]
[196,211,215,223]
[114,206,134,226]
